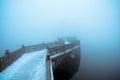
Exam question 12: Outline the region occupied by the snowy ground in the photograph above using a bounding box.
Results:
[0,49,47,80]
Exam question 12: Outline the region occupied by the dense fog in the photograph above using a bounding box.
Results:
[0,0,120,80]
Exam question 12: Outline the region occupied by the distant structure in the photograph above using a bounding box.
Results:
[0,37,81,80]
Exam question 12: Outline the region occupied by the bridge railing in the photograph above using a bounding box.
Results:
[46,40,80,80]
[25,41,64,53]
[0,48,25,72]
[48,41,80,56]
[0,40,64,72]
[0,38,80,80]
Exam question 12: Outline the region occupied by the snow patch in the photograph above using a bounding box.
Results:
[64,40,69,44]
[0,49,47,80]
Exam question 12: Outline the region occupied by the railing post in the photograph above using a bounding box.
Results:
[1,57,4,72]
[21,44,25,48]
[3,56,5,70]
[46,51,51,80]
[0,58,3,72]
[46,48,54,80]
[5,50,10,66]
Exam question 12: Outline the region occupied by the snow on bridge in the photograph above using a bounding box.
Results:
[0,38,80,80]
[0,49,47,80]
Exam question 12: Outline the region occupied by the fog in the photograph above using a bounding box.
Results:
[0,0,120,80]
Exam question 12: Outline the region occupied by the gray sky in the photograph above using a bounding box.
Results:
[0,0,120,79]
[0,0,119,52]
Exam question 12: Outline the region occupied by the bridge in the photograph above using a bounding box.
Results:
[0,38,81,80]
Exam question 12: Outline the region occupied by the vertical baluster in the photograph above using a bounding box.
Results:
[0,58,2,72]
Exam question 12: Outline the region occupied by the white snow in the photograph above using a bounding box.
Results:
[0,49,47,80]
[64,40,69,44]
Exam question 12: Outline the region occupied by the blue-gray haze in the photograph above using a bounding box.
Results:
[0,0,120,80]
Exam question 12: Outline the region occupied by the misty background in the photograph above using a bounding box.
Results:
[0,0,120,80]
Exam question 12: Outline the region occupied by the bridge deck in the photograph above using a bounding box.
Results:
[0,39,80,80]
[0,50,47,80]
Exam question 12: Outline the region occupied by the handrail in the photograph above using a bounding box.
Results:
[0,38,80,80]
[48,41,80,56]
[50,46,80,59]
[46,40,80,80]
[46,53,54,80]
[0,40,64,72]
